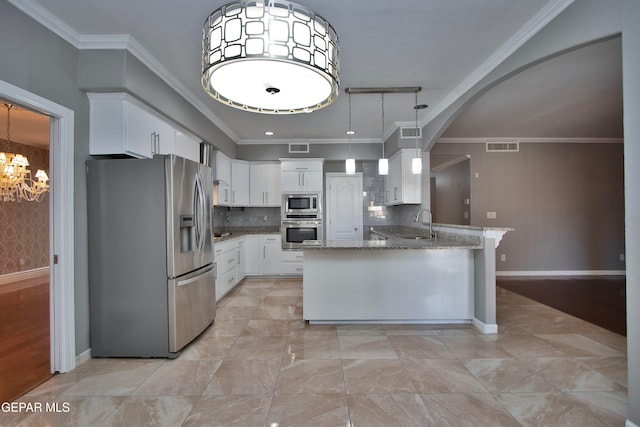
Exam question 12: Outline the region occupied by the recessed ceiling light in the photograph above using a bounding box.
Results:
[264,131,275,136]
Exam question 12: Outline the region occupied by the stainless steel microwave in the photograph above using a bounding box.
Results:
[282,193,321,220]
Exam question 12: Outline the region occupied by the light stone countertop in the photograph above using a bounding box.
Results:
[299,237,483,250]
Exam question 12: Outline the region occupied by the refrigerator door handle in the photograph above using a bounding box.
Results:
[193,173,206,256]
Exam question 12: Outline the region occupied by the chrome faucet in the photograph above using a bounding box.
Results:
[414,208,435,239]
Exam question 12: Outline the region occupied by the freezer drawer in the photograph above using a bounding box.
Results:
[168,264,216,352]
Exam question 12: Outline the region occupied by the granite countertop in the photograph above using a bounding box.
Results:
[301,225,484,251]
[300,237,482,250]
[213,226,280,243]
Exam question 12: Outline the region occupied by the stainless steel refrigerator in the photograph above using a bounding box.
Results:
[87,155,215,357]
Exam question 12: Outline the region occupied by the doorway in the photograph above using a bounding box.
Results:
[0,101,52,401]
[0,79,76,380]
[326,173,363,240]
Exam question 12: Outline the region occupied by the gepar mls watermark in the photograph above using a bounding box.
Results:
[1,401,71,413]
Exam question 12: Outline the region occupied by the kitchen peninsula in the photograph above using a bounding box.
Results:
[301,224,512,333]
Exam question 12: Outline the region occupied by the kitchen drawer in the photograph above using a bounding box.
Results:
[221,267,237,297]
[282,261,303,275]
[221,250,237,274]
[282,250,304,262]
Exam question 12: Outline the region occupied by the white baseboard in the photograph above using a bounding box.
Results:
[75,348,91,367]
[626,419,639,427]
[497,270,626,277]
[473,318,498,334]
[0,267,50,285]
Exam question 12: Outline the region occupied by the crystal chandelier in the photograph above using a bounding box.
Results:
[201,0,339,114]
[0,104,50,202]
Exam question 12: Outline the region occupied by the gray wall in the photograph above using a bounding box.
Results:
[1,1,92,353]
[0,2,235,355]
[431,141,625,273]
[236,142,380,162]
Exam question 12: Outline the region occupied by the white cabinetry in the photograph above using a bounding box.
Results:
[245,235,262,275]
[384,149,421,205]
[214,151,232,206]
[281,159,323,193]
[261,235,282,275]
[88,92,200,161]
[231,160,250,206]
[282,250,304,275]
[250,162,281,206]
[214,236,246,302]
[244,234,283,275]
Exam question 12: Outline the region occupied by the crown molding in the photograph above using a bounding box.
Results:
[437,137,623,144]
[8,0,239,143]
[422,0,575,128]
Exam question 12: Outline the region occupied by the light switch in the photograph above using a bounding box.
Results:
[487,211,497,219]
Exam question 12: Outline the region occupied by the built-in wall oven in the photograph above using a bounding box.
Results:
[281,193,323,249]
[282,220,323,249]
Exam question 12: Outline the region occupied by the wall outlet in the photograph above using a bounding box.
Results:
[464,211,469,219]
[464,198,470,205]
[500,254,506,262]
[487,211,497,219]
[620,254,625,261]
[19,258,25,266]
[475,172,480,178]
[263,215,268,222]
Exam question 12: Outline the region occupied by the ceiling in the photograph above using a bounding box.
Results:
[0,101,50,148]
[9,0,623,146]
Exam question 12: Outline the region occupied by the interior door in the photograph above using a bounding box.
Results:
[326,173,363,240]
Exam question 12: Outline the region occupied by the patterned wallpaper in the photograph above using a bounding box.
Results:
[0,140,50,276]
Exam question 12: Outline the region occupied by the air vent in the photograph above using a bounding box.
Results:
[289,143,309,153]
[486,141,519,152]
[400,127,421,139]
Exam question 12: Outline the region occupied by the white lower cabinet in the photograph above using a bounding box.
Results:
[261,235,282,275]
[214,236,246,302]
[282,250,304,275]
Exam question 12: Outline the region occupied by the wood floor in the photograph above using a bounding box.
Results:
[497,275,627,336]
[0,275,52,402]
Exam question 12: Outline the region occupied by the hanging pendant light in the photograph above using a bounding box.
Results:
[412,93,427,174]
[378,93,388,175]
[345,92,356,174]
[201,0,339,114]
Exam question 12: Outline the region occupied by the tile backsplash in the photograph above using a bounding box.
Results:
[213,161,422,231]
[213,206,281,229]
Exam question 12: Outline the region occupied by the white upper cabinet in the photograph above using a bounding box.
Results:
[250,162,281,206]
[281,159,324,193]
[214,151,232,206]
[88,92,201,161]
[384,149,421,205]
[231,160,250,206]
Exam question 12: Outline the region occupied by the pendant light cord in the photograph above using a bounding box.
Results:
[415,92,419,156]
[348,92,352,158]
[381,93,385,158]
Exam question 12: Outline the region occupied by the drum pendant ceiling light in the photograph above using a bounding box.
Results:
[201,0,340,114]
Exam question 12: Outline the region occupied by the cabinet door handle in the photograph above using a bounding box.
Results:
[263,246,266,259]
[301,173,305,187]
[232,190,235,204]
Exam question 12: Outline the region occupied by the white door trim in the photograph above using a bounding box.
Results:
[0,79,76,373]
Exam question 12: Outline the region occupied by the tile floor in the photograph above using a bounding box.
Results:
[2,278,628,427]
